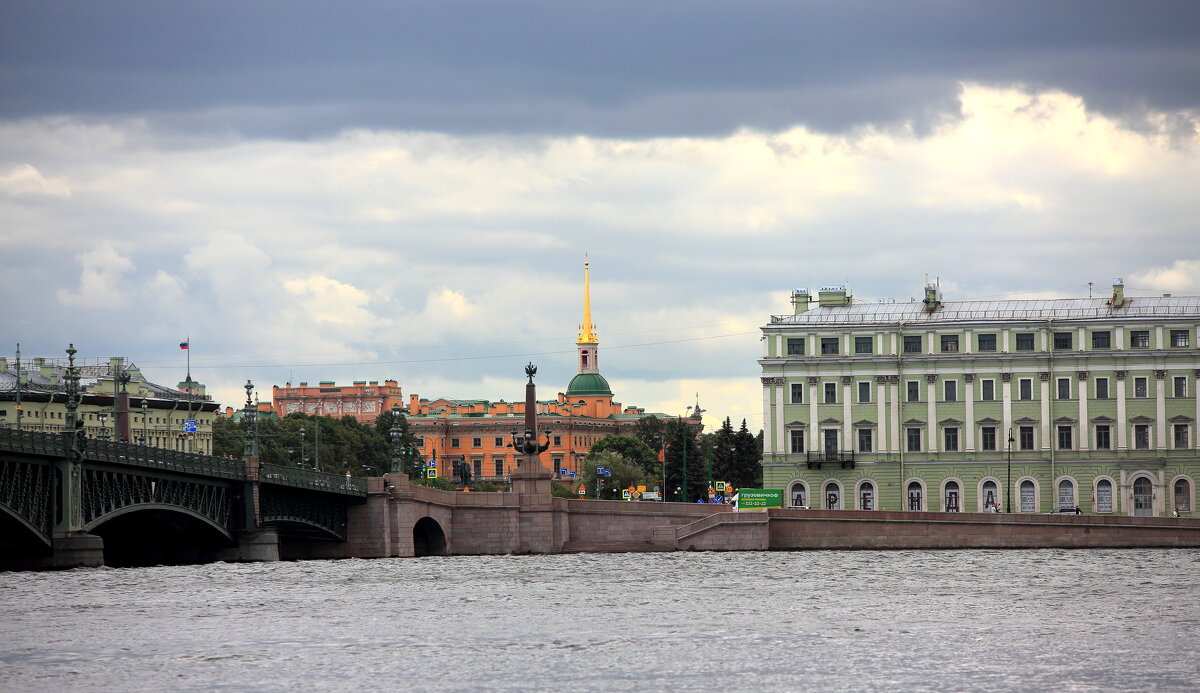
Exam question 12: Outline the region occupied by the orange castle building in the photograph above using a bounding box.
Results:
[272,379,405,422]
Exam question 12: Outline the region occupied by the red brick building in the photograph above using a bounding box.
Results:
[272,380,404,423]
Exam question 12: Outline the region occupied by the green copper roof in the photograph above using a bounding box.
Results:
[565,372,613,396]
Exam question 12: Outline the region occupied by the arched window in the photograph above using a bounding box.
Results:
[1096,479,1114,513]
[944,480,960,512]
[907,481,924,511]
[789,481,808,509]
[1020,479,1036,513]
[1057,479,1076,510]
[981,480,999,511]
[858,481,875,510]
[1133,477,1154,516]
[1174,478,1191,513]
[824,482,842,510]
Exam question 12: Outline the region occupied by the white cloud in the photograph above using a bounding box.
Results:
[55,243,135,307]
[0,163,71,197]
[1129,259,1200,294]
[282,275,374,326]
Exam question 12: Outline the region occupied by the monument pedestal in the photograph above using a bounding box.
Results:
[511,455,553,499]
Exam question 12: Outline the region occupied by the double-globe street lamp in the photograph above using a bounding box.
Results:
[1006,427,1015,513]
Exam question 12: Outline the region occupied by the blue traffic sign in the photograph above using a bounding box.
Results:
[183,420,197,433]
[569,471,577,479]
[427,460,436,467]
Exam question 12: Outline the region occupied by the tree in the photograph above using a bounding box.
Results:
[589,434,659,477]
[211,415,244,458]
[709,417,738,486]
[662,419,704,502]
[632,416,667,453]
[730,419,762,489]
[581,451,646,500]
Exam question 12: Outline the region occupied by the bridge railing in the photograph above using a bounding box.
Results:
[259,463,367,497]
[85,438,246,480]
[0,428,70,457]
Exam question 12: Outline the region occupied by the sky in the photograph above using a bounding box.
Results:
[2,1,1199,432]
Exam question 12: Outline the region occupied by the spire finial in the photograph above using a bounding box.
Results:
[577,255,598,344]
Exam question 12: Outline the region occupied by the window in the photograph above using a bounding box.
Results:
[1096,479,1113,512]
[790,383,804,404]
[977,333,997,351]
[1134,424,1150,450]
[1175,479,1192,512]
[906,427,922,452]
[1095,377,1109,399]
[1174,376,1187,398]
[859,482,875,510]
[1019,426,1034,451]
[824,383,837,404]
[1131,330,1150,348]
[981,379,995,401]
[1171,329,1190,348]
[553,458,562,475]
[472,437,482,448]
[981,427,996,451]
[790,483,807,508]
[1096,425,1111,450]
[940,335,959,353]
[790,429,805,454]
[1175,424,1189,450]
[855,336,873,354]
[1015,333,1035,351]
[494,437,504,447]
[982,480,999,511]
[944,480,961,512]
[493,458,504,476]
[1058,479,1075,510]
[553,435,562,446]
[1057,426,1073,450]
[1057,378,1071,400]
[1092,331,1111,349]
[451,437,460,448]
[907,481,924,511]
[786,338,805,355]
[473,459,483,479]
[1134,377,1148,398]
[944,380,957,402]
[858,381,871,403]
[1054,332,1073,350]
[903,335,922,353]
[944,427,959,452]
[858,429,873,452]
[1020,480,1036,512]
[906,381,920,402]
[1019,378,1033,400]
[821,338,839,355]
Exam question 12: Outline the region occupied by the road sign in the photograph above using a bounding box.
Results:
[427,460,436,467]
[622,489,631,500]
[183,420,197,433]
[569,471,577,479]
[715,481,726,492]
[603,469,611,477]
[427,469,437,478]
[596,467,606,475]
[578,484,586,495]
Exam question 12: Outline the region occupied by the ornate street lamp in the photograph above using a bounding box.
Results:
[97,411,109,441]
[242,380,258,458]
[1006,427,1015,513]
[299,426,306,467]
[140,399,148,445]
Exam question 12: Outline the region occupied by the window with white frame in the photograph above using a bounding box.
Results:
[944,427,959,452]
[1057,378,1071,400]
[1058,479,1075,509]
[903,335,922,353]
[821,337,839,355]
[1016,333,1035,351]
[1134,377,1148,398]
[982,480,999,511]
[1173,376,1187,398]
[906,427,921,452]
[1170,329,1190,348]
[1092,331,1111,349]
[977,333,997,351]
[787,338,805,355]
[944,480,961,512]
[791,383,803,403]
[981,379,995,401]
[1096,425,1111,450]
[1019,378,1033,400]
[981,426,996,451]
[1057,426,1073,450]
[1174,424,1189,450]
[906,381,920,402]
[858,381,871,403]
[944,380,957,402]
[1134,424,1150,449]
[1020,480,1036,512]
[1174,479,1192,512]
[790,429,805,454]
[858,428,872,453]
[824,382,836,404]
[859,482,875,510]
[854,336,873,354]
[1131,330,1150,348]
[1019,426,1035,451]
[907,481,923,510]
[941,335,960,353]
[1095,377,1109,399]
[1096,479,1113,512]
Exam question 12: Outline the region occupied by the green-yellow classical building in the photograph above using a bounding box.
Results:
[759,280,1199,517]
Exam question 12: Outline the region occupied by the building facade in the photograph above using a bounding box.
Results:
[0,353,219,454]
[759,281,1199,517]
[272,380,404,423]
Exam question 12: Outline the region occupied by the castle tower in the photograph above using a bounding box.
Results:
[566,258,613,402]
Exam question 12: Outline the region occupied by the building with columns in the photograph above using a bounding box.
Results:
[759,280,1199,517]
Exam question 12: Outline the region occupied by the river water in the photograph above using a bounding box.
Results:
[2,549,1197,692]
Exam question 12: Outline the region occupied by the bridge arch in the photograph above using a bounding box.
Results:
[83,502,233,540]
[85,505,236,567]
[0,503,52,553]
[413,516,448,556]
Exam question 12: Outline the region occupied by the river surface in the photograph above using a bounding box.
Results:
[2,549,1198,692]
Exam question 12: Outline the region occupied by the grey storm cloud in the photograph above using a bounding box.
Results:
[2,0,1198,138]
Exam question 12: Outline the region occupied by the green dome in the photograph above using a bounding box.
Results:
[566,372,613,396]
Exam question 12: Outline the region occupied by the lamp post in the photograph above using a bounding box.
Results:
[678,405,693,502]
[140,399,148,445]
[299,426,306,467]
[97,411,109,441]
[1006,427,1015,513]
[389,403,403,474]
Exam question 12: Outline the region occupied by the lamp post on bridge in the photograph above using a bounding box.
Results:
[1006,427,1015,514]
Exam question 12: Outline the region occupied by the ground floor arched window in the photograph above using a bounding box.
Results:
[789,481,808,508]
[943,480,961,512]
[1096,478,1114,513]
[907,481,924,511]
[824,482,842,510]
[1173,478,1191,513]
[981,479,999,511]
[858,481,875,510]
[1057,478,1076,510]
[1019,479,1036,513]
[1133,476,1154,516]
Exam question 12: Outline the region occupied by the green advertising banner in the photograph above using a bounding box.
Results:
[737,489,783,509]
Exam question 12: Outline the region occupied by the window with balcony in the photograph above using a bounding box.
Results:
[1171,329,1190,348]
[858,429,872,453]
[1057,426,1073,450]
[1016,333,1035,351]
[944,427,959,452]
[981,426,996,451]
[906,381,920,402]
[1134,424,1150,450]
[903,335,922,353]
[787,338,805,355]
[1095,377,1109,399]
[1019,378,1033,400]
[1096,425,1111,450]
[977,333,997,351]
[1174,376,1187,398]
[790,429,805,454]
[1092,331,1111,349]
[857,381,871,403]
[944,380,957,402]
[1134,377,1148,398]
[1054,332,1073,350]
[940,335,960,353]
[906,428,921,452]
[854,336,873,354]
[981,379,995,401]
[1175,424,1189,450]
[821,338,840,355]
[1019,426,1034,451]
[824,383,836,404]
[1057,378,1071,400]
[1131,330,1150,348]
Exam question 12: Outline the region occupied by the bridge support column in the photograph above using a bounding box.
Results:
[49,533,104,569]
[232,529,280,562]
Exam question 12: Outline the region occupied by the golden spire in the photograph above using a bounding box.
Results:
[577,256,598,344]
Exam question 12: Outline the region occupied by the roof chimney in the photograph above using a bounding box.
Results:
[817,285,851,307]
[791,288,811,314]
[1111,278,1125,309]
[922,282,942,312]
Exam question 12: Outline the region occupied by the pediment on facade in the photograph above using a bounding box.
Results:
[1053,416,1077,424]
[1090,415,1115,423]
[1169,415,1194,423]
[1013,416,1039,425]
[938,418,963,426]
[785,420,808,428]
[853,419,876,427]
[903,418,926,426]
[1130,415,1155,424]
[976,417,1001,425]
[819,417,842,426]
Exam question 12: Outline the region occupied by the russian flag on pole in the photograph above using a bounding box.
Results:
[179,341,189,350]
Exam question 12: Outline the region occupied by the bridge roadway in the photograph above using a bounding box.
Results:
[0,428,366,569]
